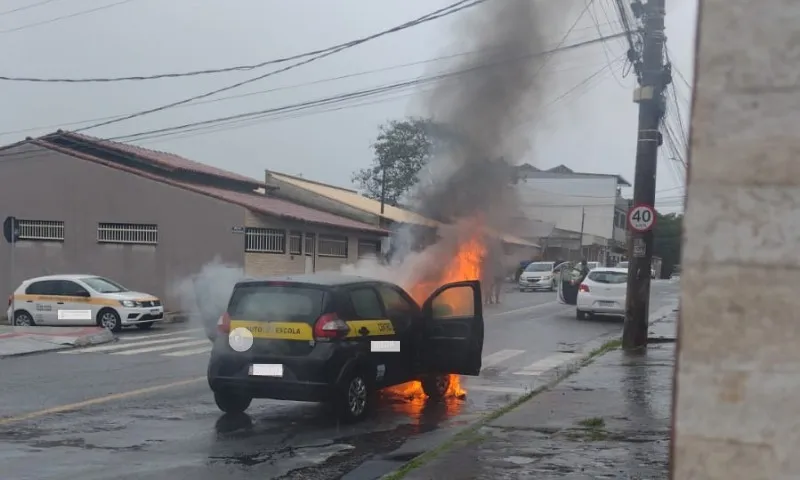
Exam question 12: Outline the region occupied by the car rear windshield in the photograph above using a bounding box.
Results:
[227,284,325,324]
[588,271,628,284]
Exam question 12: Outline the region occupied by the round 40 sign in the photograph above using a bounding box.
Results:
[627,204,656,232]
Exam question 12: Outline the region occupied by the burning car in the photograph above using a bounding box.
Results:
[207,273,483,423]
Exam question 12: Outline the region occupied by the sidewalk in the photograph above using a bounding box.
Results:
[0,326,114,358]
[396,317,677,479]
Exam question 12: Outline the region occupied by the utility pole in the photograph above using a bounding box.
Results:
[379,164,387,215]
[622,0,668,351]
[578,207,585,260]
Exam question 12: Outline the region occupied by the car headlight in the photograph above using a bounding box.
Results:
[120,300,140,307]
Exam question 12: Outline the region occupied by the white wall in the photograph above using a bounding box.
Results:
[515,175,618,240]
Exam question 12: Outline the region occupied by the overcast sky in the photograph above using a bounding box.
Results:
[1,0,694,213]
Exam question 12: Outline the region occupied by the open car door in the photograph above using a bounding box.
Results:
[557,264,580,306]
[420,280,484,376]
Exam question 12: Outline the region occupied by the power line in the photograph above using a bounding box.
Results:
[0,0,64,16]
[0,0,138,34]
[69,0,487,133]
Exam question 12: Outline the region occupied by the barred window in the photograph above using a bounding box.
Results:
[304,233,315,256]
[97,223,158,245]
[16,219,64,241]
[318,235,348,258]
[358,239,381,259]
[245,227,286,253]
[289,231,302,255]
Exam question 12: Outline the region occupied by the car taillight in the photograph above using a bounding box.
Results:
[313,313,349,340]
[579,284,590,293]
[217,312,231,334]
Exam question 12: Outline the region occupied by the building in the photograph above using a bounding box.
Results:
[513,164,632,264]
[263,170,541,269]
[0,131,387,309]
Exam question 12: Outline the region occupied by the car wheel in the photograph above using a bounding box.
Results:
[335,370,371,423]
[576,310,588,320]
[421,374,451,402]
[13,310,35,326]
[136,322,154,330]
[214,390,252,414]
[97,308,122,332]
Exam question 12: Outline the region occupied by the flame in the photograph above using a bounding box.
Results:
[384,233,486,400]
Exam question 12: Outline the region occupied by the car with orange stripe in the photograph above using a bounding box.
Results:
[7,274,164,332]
[207,273,484,423]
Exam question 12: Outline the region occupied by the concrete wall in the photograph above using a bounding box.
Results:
[672,1,800,477]
[515,175,618,240]
[0,144,244,310]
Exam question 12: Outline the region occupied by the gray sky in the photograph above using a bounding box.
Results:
[1,0,694,213]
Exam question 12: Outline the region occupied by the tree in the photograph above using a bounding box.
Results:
[653,211,683,277]
[352,117,443,206]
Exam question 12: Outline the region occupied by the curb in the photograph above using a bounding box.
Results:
[0,328,115,359]
[378,302,680,479]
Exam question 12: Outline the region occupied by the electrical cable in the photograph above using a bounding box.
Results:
[0,0,64,17]
[0,0,138,34]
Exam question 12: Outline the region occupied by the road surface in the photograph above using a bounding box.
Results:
[0,280,679,480]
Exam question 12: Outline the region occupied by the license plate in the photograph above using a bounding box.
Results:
[599,301,616,307]
[149,309,159,314]
[249,364,283,377]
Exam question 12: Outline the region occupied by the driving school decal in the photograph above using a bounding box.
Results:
[229,320,314,341]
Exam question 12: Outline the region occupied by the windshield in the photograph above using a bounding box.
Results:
[228,285,325,324]
[525,262,554,272]
[588,271,628,284]
[81,276,128,293]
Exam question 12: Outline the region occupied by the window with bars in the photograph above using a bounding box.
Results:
[289,231,302,255]
[245,227,286,253]
[97,223,158,245]
[357,239,381,259]
[318,235,348,258]
[304,233,315,256]
[16,220,65,241]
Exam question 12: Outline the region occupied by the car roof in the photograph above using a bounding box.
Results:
[236,272,387,287]
[22,274,99,282]
[589,267,628,273]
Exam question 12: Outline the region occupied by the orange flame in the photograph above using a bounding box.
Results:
[384,234,486,400]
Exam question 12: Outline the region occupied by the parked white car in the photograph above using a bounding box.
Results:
[575,267,627,319]
[7,274,164,332]
[518,261,563,291]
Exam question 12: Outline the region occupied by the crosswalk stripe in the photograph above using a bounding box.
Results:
[162,346,213,357]
[481,349,526,367]
[118,328,203,341]
[513,352,580,375]
[60,336,195,354]
[112,339,209,355]
[466,385,530,394]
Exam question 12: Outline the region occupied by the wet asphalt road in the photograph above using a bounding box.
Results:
[0,281,679,480]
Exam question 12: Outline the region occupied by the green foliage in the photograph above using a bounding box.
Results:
[653,211,683,277]
[352,117,446,206]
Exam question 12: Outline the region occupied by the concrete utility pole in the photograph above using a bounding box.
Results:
[672,1,799,477]
[578,207,585,259]
[622,0,668,351]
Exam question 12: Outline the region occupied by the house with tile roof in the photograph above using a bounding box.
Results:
[0,131,388,312]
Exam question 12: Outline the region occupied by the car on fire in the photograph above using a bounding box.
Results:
[207,273,484,423]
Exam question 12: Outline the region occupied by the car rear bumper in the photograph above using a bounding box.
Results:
[209,375,333,402]
[577,297,625,315]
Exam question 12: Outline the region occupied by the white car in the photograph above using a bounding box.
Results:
[7,274,164,332]
[518,261,559,291]
[575,267,628,319]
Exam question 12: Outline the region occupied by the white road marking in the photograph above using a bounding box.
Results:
[481,349,526,367]
[113,339,209,355]
[513,352,581,376]
[60,336,195,353]
[118,328,203,340]
[466,385,530,394]
[162,346,212,357]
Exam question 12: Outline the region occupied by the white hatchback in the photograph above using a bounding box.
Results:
[575,267,627,319]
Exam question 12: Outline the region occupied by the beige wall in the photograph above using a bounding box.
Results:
[243,210,383,277]
[672,1,800,478]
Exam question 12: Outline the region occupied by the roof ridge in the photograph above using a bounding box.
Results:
[269,170,358,193]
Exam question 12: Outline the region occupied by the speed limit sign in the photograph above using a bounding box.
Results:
[628,204,656,232]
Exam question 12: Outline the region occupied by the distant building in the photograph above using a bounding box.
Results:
[0,131,387,310]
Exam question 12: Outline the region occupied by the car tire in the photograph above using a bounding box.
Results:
[334,369,372,423]
[421,374,452,402]
[136,322,154,330]
[576,310,588,320]
[97,308,122,332]
[214,390,252,414]
[13,310,35,326]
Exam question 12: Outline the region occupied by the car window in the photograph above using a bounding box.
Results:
[25,280,59,295]
[525,262,554,272]
[587,271,628,284]
[57,281,90,297]
[349,288,384,319]
[432,286,475,319]
[227,285,324,324]
[81,276,128,293]
[377,285,416,331]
